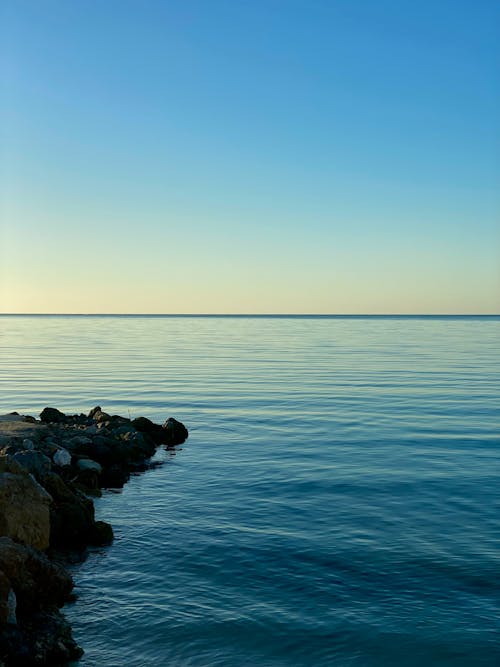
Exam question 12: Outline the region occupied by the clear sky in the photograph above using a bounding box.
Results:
[1,0,499,313]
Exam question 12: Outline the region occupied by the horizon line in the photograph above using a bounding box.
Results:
[1,313,499,318]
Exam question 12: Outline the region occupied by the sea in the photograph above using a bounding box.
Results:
[1,315,499,667]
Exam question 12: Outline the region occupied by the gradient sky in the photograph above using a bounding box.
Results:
[1,0,499,313]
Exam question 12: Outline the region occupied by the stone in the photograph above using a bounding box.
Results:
[70,434,92,449]
[39,407,67,423]
[0,462,52,550]
[53,447,72,467]
[89,520,113,545]
[162,417,189,445]
[0,570,15,624]
[88,406,102,419]
[131,416,164,443]
[11,450,52,483]
[76,458,102,474]
[22,438,34,450]
[0,537,73,616]
[100,464,129,488]
[0,414,24,423]
[93,410,111,423]
[43,473,95,548]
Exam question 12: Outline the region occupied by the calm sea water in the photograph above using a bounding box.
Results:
[1,315,499,666]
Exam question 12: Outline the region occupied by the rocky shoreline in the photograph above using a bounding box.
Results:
[0,407,188,666]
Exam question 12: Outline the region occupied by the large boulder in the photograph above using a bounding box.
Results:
[11,451,52,484]
[0,538,81,665]
[39,407,67,424]
[0,458,52,551]
[0,538,73,617]
[42,473,94,548]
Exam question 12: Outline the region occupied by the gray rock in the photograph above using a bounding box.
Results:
[70,435,92,448]
[53,448,72,467]
[11,451,52,482]
[76,459,102,474]
[0,414,24,423]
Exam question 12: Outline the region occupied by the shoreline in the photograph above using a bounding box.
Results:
[0,407,188,666]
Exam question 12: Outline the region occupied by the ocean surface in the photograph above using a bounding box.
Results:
[1,315,499,667]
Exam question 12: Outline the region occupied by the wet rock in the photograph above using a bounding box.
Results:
[0,608,83,666]
[0,538,73,616]
[162,417,189,445]
[39,408,67,424]
[0,459,52,550]
[89,520,113,546]
[100,464,129,488]
[131,416,163,442]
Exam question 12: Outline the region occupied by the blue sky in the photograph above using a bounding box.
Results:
[1,0,499,313]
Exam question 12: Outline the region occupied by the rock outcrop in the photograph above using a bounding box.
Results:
[0,407,188,666]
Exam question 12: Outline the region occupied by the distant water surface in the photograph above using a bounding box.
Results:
[1,315,499,666]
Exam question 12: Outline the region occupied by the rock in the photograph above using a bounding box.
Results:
[92,409,111,423]
[87,406,102,419]
[131,416,163,442]
[0,460,52,550]
[89,520,113,546]
[39,407,67,424]
[75,458,102,489]
[0,608,83,665]
[0,571,15,624]
[53,447,72,467]
[0,456,26,476]
[43,473,95,548]
[76,458,102,474]
[0,537,73,616]
[162,417,189,445]
[69,434,92,450]
[131,415,188,446]
[100,464,129,488]
[22,438,34,450]
[11,451,52,483]
[23,415,37,424]
[0,414,24,423]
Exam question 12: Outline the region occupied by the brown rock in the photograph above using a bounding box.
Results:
[0,459,52,550]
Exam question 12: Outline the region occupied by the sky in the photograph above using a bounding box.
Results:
[1,0,499,314]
